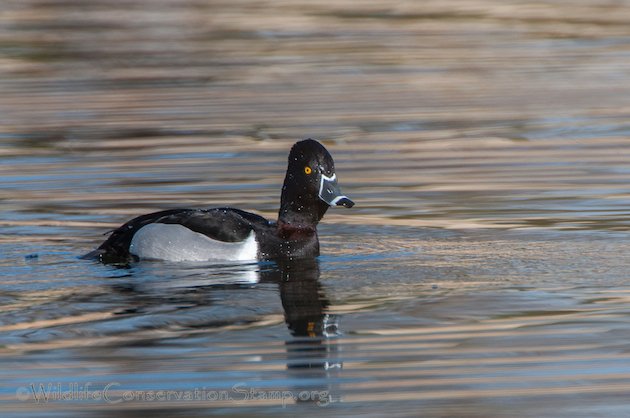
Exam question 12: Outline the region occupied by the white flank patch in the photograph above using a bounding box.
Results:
[129,223,258,262]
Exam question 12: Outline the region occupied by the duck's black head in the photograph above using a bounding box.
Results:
[278,139,354,229]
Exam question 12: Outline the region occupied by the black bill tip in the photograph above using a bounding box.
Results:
[335,197,355,208]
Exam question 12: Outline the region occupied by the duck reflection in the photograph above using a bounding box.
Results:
[103,257,341,405]
[261,258,341,405]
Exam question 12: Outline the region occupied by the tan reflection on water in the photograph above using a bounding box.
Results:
[2,0,630,231]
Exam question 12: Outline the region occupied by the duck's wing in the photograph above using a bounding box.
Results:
[82,208,270,263]
[170,208,270,242]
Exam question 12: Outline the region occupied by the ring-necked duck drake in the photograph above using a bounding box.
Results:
[83,139,354,263]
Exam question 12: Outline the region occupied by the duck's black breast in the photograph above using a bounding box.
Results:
[83,207,272,263]
[253,221,319,260]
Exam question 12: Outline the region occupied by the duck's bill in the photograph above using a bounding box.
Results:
[331,196,354,208]
[319,173,355,208]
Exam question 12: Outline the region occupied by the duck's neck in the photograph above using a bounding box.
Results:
[277,184,329,239]
[276,220,317,241]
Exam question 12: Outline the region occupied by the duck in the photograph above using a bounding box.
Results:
[83,139,354,263]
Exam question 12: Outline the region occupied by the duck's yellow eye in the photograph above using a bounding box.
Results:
[304,166,312,175]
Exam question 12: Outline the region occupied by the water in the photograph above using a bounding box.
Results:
[3,0,630,416]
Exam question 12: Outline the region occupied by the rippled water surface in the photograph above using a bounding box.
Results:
[3,1,630,416]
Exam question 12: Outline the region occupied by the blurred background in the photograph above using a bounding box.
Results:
[3,0,630,229]
[3,1,630,417]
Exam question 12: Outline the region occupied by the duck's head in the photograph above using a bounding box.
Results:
[279,139,354,227]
